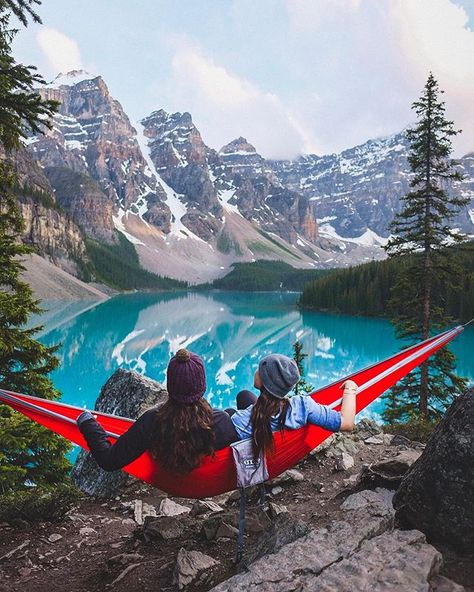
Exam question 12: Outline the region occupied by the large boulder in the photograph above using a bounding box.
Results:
[394,389,474,552]
[211,488,462,592]
[71,369,168,497]
[355,449,422,490]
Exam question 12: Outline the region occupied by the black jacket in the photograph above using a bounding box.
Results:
[78,407,238,471]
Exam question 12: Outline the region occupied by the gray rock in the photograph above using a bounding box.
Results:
[342,474,359,488]
[341,488,394,513]
[71,369,167,498]
[223,490,241,505]
[108,553,144,566]
[390,434,424,449]
[211,488,461,592]
[78,527,96,536]
[47,533,63,543]
[158,498,190,516]
[190,499,223,517]
[356,449,422,490]
[312,480,325,492]
[245,507,272,534]
[364,436,384,445]
[356,448,421,490]
[320,432,359,458]
[173,547,219,590]
[133,499,157,525]
[267,502,288,518]
[211,491,394,591]
[394,389,474,552]
[430,575,465,592]
[315,529,442,592]
[215,522,239,539]
[354,418,384,439]
[243,511,310,566]
[335,452,355,471]
[141,515,185,541]
[271,469,304,485]
[201,513,235,541]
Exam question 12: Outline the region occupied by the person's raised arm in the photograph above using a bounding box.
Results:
[76,409,156,471]
[339,380,357,431]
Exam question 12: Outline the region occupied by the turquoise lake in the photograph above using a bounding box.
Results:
[34,291,474,424]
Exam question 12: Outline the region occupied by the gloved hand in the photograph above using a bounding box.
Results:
[76,410,97,426]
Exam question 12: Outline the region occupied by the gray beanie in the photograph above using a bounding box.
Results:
[258,354,301,399]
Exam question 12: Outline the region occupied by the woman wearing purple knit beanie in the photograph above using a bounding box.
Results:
[77,349,239,474]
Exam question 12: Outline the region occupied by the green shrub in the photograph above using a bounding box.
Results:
[0,483,81,523]
[384,416,438,443]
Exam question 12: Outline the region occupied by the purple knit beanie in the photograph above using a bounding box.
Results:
[166,349,206,404]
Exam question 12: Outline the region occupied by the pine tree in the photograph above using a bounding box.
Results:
[292,341,313,396]
[383,73,468,423]
[0,1,70,495]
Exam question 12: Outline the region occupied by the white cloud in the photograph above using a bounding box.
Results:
[391,0,474,156]
[287,0,362,31]
[163,43,316,159]
[279,0,474,156]
[30,2,474,159]
[36,27,83,76]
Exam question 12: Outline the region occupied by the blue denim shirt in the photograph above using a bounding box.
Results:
[230,394,342,440]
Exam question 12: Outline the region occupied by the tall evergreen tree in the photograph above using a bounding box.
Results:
[383,73,468,422]
[0,0,70,494]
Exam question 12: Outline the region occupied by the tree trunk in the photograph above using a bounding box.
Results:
[420,89,433,418]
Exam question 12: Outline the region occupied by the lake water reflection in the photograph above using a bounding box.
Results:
[35,291,474,422]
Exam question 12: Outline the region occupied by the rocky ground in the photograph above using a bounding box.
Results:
[1,420,472,592]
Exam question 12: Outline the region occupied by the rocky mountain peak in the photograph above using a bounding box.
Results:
[28,72,171,242]
[219,137,257,155]
[46,70,98,88]
[141,109,207,167]
[217,137,266,177]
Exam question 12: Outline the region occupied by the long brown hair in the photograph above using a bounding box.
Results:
[250,389,289,461]
[149,398,215,474]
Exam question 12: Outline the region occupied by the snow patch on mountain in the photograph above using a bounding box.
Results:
[46,70,97,88]
[135,120,203,242]
[318,222,388,247]
[218,189,242,215]
[112,208,145,245]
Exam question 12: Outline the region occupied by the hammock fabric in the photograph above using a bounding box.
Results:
[0,325,464,499]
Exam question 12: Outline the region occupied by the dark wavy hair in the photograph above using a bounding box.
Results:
[250,389,289,461]
[149,398,215,474]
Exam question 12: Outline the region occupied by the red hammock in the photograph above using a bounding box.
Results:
[0,325,463,498]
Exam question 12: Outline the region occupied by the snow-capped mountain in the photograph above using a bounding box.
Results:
[271,132,474,239]
[22,69,473,284]
[213,137,318,245]
[27,70,171,243]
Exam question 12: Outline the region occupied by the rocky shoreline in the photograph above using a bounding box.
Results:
[0,374,472,592]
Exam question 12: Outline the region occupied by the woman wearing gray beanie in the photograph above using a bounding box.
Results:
[76,349,239,474]
[230,354,357,461]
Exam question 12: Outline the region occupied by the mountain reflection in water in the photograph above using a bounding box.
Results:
[35,291,473,421]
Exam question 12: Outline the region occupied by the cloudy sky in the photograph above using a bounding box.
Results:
[12,0,474,159]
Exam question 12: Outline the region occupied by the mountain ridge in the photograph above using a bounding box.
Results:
[19,70,474,286]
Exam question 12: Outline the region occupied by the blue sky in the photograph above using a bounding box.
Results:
[12,0,474,159]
